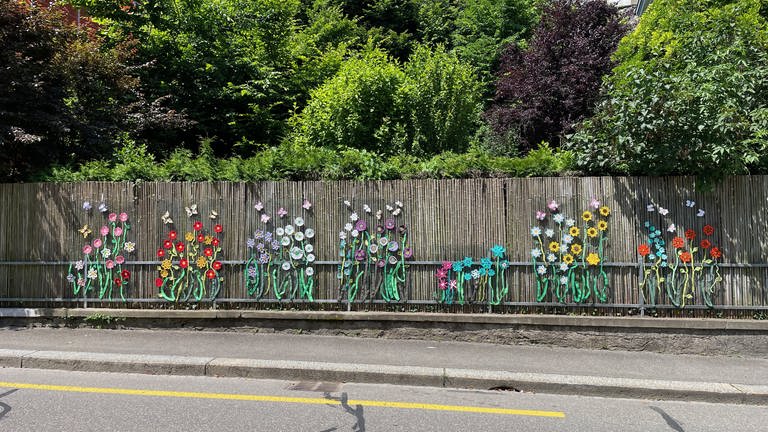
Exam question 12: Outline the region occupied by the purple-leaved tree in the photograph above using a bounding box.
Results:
[484,0,629,153]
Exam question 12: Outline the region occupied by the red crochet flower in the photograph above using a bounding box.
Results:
[684,229,696,240]
[193,221,203,231]
[710,247,722,259]
[637,244,650,257]
[672,237,685,249]
[700,239,711,249]
[702,225,715,236]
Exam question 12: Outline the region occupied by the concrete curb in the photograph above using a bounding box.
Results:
[3,308,768,331]
[1,349,765,405]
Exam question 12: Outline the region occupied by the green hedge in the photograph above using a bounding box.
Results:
[42,142,573,182]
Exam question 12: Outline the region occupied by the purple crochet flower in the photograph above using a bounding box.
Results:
[354,249,366,261]
[355,220,367,232]
[385,218,396,230]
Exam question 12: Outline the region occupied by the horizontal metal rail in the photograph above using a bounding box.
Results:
[0,260,765,268]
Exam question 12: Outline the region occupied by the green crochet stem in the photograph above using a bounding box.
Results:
[702,261,722,308]
[245,258,259,297]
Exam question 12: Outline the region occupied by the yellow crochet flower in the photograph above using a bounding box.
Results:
[586,253,600,266]
[582,211,593,222]
[185,232,194,242]
[161,259,172,270]
[160,270,169,278]
[569,226,580,237]
[549,241,560,253]
[204,235,213,245]
[196,256,207,269]
[570,244,582,255]
[599,206,611,217]
[597,220,609,231]
[587,227,598,238]
[563,254,574,265]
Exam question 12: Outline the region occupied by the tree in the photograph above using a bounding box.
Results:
[484,0,628,154]
[567,0,768,181]
[0,1,183,180]
[72,0,302,153]
[451,0,539,90]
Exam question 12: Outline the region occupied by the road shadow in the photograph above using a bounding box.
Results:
[649,406,685,432]
[324,392,365,432]
[0,388,18,421]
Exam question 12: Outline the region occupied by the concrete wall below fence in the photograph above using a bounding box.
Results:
[3,309,767,357]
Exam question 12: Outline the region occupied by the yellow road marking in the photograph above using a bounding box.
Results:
[0,381,564,418]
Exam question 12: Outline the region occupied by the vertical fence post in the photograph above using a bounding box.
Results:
[638,256,645,317]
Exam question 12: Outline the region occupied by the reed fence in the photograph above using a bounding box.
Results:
[0,177,766,314]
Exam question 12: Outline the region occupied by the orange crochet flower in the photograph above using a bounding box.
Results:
[672,237,685,249]
[679,251,692,263]
[637,244,650,257]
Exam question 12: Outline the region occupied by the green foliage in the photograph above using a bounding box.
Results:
[290,47,406,152]
[400,45,482,155]
[290,45,482,156]
[110,136,168,181]
[451,0,539,88]
[568,0,768,182]
[0,1,180,181]
[83,313,125,328]
[75,0,303,151]
[45,142,572,181]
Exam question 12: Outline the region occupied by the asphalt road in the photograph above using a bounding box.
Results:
[0,368,766,432]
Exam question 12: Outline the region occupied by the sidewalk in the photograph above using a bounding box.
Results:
[1,327,767,405]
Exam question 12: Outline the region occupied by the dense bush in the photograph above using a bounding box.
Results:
[290,45,482,156]
[289,48,406,153]
[568,0,768,181]
[485,0,628,153]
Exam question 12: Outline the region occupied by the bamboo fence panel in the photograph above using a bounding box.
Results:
[0,177,766,309]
